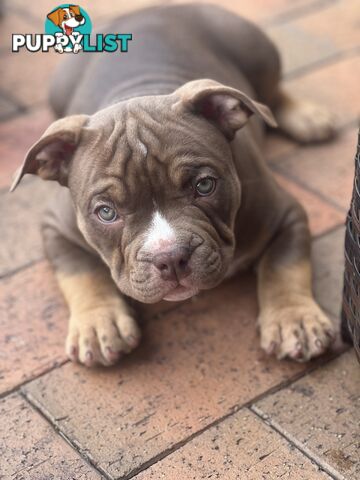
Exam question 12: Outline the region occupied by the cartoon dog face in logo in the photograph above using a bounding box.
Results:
[47,5,85,53]
[47,5,85,35]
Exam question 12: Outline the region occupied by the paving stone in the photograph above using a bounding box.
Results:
[0,177,52,277]
[272,126,358,212]
[0,393,102,479]
[7,0,318,23]
[268,0,360,75]
[265,132,298,163]
[253,350,360,480]
[279,56,360,129]
[0,108,53,190]
[0,94,21,121]
[0,254,183,396]
[0,9,39,51]
[273,172,345,237]
[0,49,61,108]
[268,23,336,76]
[135,408,332,480]
[0,261,68,394]
[23,273,315,479]
[312,226,345,319]
[8,0,166,23]
[171,0,320,23]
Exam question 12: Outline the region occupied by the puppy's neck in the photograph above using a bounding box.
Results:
[100,70,194,107]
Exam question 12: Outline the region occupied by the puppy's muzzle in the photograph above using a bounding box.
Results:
[153,246,191,282]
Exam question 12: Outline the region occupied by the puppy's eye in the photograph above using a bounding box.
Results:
[96,205,118,223]
[63,14,68,19]
[195,177,216,196]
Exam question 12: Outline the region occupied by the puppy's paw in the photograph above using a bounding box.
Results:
[275,97,336,144]
[259,300,335,362]
[66,306,141,367]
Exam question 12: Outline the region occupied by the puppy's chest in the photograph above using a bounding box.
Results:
[224,253,255,279]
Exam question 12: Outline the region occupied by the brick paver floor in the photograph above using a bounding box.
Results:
[1,1,359,479]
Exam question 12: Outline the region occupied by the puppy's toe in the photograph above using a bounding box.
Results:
[114,313,141,351]
[96,319,127,364]
[97,313,141,363]
[275,98,336,144]
[260,322,282,356]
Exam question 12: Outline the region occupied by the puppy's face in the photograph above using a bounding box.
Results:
[12,80,275,303]
[71,97,241,302]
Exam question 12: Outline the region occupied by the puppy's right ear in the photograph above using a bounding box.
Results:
[47,8,62,26]
[10,114,89,192]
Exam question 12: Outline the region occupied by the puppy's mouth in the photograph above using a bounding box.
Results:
[162,282,199,302]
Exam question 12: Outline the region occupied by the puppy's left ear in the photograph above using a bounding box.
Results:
[173,79,277,140]
[10,114,89,191]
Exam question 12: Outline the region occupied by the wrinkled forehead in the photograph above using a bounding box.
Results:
[70,97,232,202]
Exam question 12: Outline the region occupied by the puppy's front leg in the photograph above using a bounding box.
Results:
[257,204,335,361]
[42,225,141,367]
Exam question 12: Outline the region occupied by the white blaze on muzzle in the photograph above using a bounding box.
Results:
[143,211,177,253]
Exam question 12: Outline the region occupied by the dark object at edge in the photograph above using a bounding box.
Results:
[341,129,360,361]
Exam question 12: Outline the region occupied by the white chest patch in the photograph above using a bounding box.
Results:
[138,140,148,156]
[143,211,176,252]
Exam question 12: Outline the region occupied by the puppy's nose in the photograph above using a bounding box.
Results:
[75,14,83,21]
[153,247,191,281]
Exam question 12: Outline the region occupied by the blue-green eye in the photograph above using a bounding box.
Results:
[96,205,117,223]
[196,177,216,196]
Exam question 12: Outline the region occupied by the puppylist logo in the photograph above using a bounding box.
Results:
[12,4,132,54]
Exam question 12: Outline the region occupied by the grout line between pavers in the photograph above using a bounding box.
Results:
[0,88,27,115]
[20,389,112,480]
[262,0,337,27]
[268,118,360,215]
[0,258,43,280]
[121,350,346,479]
[20,349,345,480]
[282,47,360,82]
[250,405,346,480]
[0,100,50,124]
[271,161,349,214]
[0,2,354,476]
[313,222,345,242]
[0,99,50,125]
[0,357,69,400]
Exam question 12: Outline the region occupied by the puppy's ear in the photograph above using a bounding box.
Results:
[69,5,81,16]
[47,8,62,26]
[174,79,277,140]
[10,115,89,192]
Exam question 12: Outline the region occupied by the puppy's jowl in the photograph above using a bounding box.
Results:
[12,5,336,367]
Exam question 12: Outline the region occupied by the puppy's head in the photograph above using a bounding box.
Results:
[47,5,85,33]
[12,80,275,303]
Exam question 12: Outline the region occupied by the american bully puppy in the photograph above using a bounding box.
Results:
[12,4,336,367]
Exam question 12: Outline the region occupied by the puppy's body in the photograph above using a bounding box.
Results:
[49,4,284,274]
[14,4,336,366]
[51,4,276,117]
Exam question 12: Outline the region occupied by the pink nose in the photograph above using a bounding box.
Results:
[153,247,191,281]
